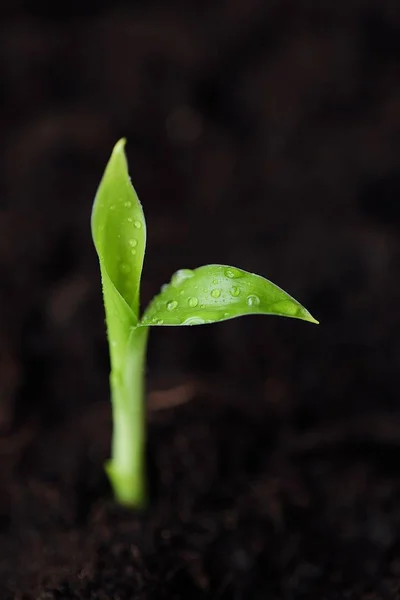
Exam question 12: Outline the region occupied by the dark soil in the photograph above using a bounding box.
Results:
[2,1,400,598]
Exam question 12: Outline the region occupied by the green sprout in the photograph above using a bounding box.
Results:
[91,139,318,508]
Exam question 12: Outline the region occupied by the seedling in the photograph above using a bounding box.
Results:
[91,139,318,508]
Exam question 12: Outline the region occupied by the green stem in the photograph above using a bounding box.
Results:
[105,325,149,508]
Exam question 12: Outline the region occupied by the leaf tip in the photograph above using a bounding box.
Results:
[304,312,319,325]
[106,138,128,177]
[113,137,127,156]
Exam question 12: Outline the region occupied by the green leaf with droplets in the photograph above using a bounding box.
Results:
[140,265,318,327]
[91,139,318,508]
[91,139,146,373]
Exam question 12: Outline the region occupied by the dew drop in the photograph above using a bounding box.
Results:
[167,300,178,311]
[124,201,132,208]
[211,289,221,298]
[230,286,240,297]
[171,269,194,286]
[133,220,142,228]
[188,297,198,308]
[127,217,133,223]
[247,294,260,306]
[120,263,131,273]
[129,239,137,247]
[183,316,205,325]
[130,249,137,256]
[224,267,244,279]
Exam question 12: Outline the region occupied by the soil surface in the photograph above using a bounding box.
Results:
[2,1,400,598]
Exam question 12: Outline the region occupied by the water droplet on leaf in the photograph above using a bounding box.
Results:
[230,286,240,297]
[188,297,198,308]
[171,269,194,286]
[129,239,137,247]
[211,289,221,298]
[120,263,131,273]
[183,316,205,325]
[167,300,178,311]
[247,294,260,306]
[134,220,142,228]
[224,267,244,279]
[124,201,132,208]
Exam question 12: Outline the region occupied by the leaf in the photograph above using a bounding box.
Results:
[140,265,318,326]
[91,139,147,371]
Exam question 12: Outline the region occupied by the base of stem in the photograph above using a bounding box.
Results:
[105,459,146,509]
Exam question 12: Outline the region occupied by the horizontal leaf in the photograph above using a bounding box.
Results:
[91,139,147,371]
[140,264,318,326]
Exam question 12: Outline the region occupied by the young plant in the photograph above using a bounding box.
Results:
[91,139,318,508]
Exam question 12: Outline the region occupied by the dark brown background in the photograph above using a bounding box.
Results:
[1,1,400,598]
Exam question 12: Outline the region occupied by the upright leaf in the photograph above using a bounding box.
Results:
[140,265,318,326]
[91,139,146,373]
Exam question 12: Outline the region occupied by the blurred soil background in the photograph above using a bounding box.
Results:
[2,1,400,598]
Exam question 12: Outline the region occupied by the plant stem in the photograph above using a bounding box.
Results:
[105,325,149,508]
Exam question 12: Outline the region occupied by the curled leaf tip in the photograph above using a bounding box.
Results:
[113,138,127,155]
[92,137,147,362]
